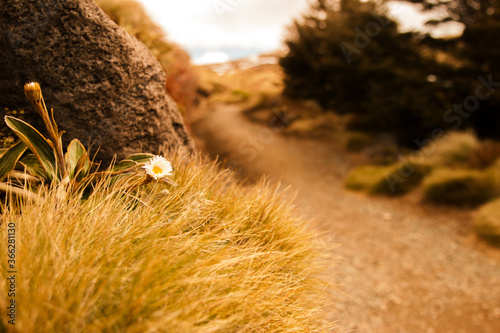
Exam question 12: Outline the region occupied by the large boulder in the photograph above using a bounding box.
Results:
[0,0,194,162]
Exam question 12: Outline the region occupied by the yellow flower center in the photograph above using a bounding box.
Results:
[152,166,163,175]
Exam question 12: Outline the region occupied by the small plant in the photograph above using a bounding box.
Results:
[0,82,174,201]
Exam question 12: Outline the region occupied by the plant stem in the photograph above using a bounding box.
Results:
[40,95,67,180]
[28,88,68,180]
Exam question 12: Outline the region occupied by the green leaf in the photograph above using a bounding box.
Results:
[112,159,139,172]
[0,149,7,158]
[20,154,48,180]
[65,139,88,180]
[125,153,154,164]
[5,116,57,181]
[0,141,27,183]
[110,154,153,173]
[74,152,91,182]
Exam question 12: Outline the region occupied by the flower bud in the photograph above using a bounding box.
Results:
[24,82,42,103]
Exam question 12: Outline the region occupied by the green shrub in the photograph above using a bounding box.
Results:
[345,162,431,196]
[474,198,500,246]
[422,169,495,207]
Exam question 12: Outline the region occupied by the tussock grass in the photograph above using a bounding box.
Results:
[418,131,480,168]
[417,131,500,169]
[0,154,334,332]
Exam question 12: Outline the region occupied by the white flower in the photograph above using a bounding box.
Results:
[142,156,173,180]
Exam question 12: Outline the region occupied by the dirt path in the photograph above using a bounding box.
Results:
[191,104,500,333]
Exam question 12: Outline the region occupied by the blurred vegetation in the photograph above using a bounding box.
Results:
[416,131,481,168]
[422,168,495,207]
[280,0,500,146]
[345,162,431,195]
[197,62,284,112]
[95,0,199,114]
[346,131,500,207]
[475,198,500,247]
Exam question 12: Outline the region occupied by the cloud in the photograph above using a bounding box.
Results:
[138,0,309,52]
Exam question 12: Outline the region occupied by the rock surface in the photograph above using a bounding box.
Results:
[0,0,194,162]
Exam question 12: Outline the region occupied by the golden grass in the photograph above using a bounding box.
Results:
[0,153,335,332]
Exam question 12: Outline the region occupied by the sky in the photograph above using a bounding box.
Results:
[137,0,464,65]
[138,0,310,64]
